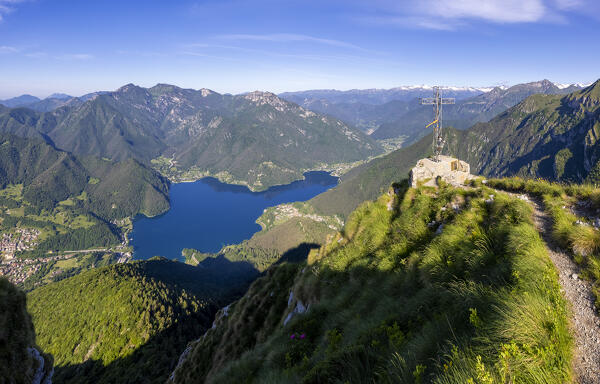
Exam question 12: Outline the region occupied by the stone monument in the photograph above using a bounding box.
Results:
[410,86,474,188]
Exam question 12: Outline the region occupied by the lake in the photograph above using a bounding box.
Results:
[131,171,338,261]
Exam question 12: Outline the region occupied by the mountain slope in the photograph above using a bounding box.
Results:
[0,94,41,108]
[0,133,169,219]
[452,79,600,182]
[0,84,382,190]
[27,258,258,384]
[169,184,571,383]
[372,80,583,140]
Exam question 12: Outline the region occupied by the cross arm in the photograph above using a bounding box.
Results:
[419,98,436,105]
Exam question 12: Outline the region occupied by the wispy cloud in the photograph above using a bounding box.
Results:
[360,0,598,30]
[0,0,28,22]
[0,45,18,53]
[24,51,46,58]
[179,42,399,68]
[215,33,365,50]
[56,53,94,60]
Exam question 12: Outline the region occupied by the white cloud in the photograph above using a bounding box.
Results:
[24,51,46,58]
[422,0,546,23]
[361,0,598,30]
[0,0,28,22]
[57,53,94,60]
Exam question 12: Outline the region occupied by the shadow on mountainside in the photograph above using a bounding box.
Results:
[275,242,321,265]
[48,244,317,384]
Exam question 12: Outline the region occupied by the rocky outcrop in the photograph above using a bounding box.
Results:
[409,156,473,188]
[28,347,53,384]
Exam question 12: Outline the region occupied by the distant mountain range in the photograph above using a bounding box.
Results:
[280,85,490,105]
[0,92,109,112]
[0,84,382,190]
[310,79,600,217]
[371,79,585,141]
[280,80,587,138]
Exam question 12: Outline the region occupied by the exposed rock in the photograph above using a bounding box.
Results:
[284,291,308,326]
[28,347,53,384]
[409,156,474,188]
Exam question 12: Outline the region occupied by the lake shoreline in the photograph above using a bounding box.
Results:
[130,171,338,261]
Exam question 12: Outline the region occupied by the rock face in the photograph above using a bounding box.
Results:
[409,155,473,188]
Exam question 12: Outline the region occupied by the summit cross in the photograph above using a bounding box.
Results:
[419,87,455,162]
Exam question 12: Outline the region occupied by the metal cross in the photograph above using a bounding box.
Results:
[419,87,455,162]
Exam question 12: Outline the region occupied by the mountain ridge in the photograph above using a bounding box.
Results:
[0,83,382,191]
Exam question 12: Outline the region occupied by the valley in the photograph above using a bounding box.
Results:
[1,80,599,384]
[3,2,600,383]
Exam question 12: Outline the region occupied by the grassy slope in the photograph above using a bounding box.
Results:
[486,177,600,306]
[27,258,258,384]
[169,184,572,383]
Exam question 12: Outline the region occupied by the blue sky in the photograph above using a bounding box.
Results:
[0,0,598,98]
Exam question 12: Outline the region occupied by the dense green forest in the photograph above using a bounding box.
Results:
[26,258,261,383]
[169,182,572,383]
[0,133,170,220]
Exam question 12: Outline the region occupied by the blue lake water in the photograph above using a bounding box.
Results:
[131,171,338,261]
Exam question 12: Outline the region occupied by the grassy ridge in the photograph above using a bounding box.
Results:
[170,184,572,383]
[486,177,600,307]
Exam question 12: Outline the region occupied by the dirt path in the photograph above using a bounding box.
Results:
[498,191,600,383]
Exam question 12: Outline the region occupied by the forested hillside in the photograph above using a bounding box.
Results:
[0,133,169,219]
[27,257,258,384]
[452,79,600,184]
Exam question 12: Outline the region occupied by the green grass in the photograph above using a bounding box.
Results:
[487,177,600,308]
[169,184,572,383]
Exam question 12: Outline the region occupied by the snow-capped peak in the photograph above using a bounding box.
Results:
[554,81,592,89]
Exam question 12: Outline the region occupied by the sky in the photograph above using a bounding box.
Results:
[0,0,598,98]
